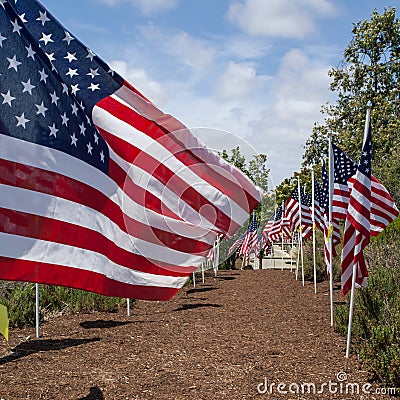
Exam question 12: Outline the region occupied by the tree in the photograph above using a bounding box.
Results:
[302,7,400,202]
[220,146,272,225]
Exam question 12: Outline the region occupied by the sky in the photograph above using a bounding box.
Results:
[39,0,396,189]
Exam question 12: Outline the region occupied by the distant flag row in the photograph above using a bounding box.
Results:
[227,108,398,299]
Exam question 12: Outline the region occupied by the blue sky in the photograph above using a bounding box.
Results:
[40,0,396,188]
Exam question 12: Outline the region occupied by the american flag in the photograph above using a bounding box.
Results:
[227,232,245,256]
[341,121,372,296]
[313,177,325,232]
[284,186,313,240]
[261,212,274,245]
[239,213,259,255]
[332,143,398,236]
[321,162,341,268]
[0,1,261,300]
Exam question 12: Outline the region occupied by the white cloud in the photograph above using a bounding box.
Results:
[99,0,178,15]
[109,60,170,105]
[246,48,334,183]
[227,0,336,39]
[215,61,260,100]
[165,32,216,73]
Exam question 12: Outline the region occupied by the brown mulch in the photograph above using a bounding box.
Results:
[0,269,389,399]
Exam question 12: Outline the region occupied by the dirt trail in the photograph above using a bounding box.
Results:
[0,270,387,399]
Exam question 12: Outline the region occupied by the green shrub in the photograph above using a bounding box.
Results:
[0,283,126,328]
[334,216,400,388]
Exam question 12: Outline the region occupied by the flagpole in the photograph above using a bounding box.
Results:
[346,101,372,357]
[328,133,334,326]
[281,201,284,271]
[35,283,40,338]
[127,298,130,317]
[297,177,305,286]
[192,271,196,288]
[312,169,317,294]
[290,233,294,272]
[201,261,205,284]
[295,232,300,280]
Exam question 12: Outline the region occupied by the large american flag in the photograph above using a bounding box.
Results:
[332,143,398,236]
[0,1,261,300]
[341,122,372,296]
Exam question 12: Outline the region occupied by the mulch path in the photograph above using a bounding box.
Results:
[0,269,389,399]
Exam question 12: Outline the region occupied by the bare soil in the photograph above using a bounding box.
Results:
[0,269,389,399]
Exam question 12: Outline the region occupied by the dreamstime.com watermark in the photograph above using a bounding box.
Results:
[257,372,399,397]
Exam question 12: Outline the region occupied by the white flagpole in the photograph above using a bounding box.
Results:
[214,237,220,276]
[328,133,334,326]
[201,261,205,284]
[312,169,317,294]
[346,101,372,357]
[192,271,196,288]
[281,201,284,271]
[35,283,40,338]
[297,177,305,286]
[295,232,300,279]
[127,298,130,317]
[290,233,294,272]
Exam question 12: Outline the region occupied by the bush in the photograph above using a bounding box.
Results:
[302,229,342,283]
[0,283,126,328]
[334,216,400,388]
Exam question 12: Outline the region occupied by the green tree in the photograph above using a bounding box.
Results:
[302,7,400,202]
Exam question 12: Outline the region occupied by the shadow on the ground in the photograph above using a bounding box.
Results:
[186,287,218,294]
[77,386,104,400]
[173,303,222,311]
[0,338,100,365]
[217,276,237,281]
[80,320,132,330]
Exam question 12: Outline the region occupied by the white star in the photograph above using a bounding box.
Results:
[66,68,78,78]
[21,79,35,95]
[1,90,15,106]
[19,13,27,23]
[71,84,80,95]
[61,82,69,94]
[88,83,100,91]
[46,52,55,62]
[100,150,105,162]
[16,113,30,128]
[71,103,78,116]
[48,123,58,137]
[63,31,74,45]
[25,44,35,59]
[38,68,48,83]
[79,101,85,111]
[35,101,48,117]
[87,68,99,79]
[87,142,93,155]
[86,115,91,125]
[61,112,69,126]
[39,32,53,45]
[36,10,50,26]
[86,48,95,61]
[108,69,115,76]
[70,132,78,147]
[93,132,99,144]
[79,123,86,135]
[0,33,6,47]
[64,52,77,63]
[0,0,6,9]
[7,55,21,71]
[11,19,22,35]
[50,91,59,104]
